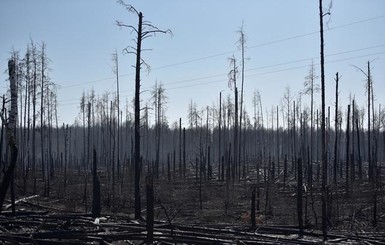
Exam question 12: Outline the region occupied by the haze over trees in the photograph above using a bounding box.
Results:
[0,0,384,243]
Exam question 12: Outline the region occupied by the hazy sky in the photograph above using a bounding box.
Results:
[1,0,385,126]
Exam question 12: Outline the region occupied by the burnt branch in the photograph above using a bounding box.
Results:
[116,21,138,34]
[116,0,139,16]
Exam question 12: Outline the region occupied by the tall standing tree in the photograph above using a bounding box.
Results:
[0,58,18,211]
[353,61,376,226]
[303,61,319,176]
[30,41,38,194]
[237,24,246,175]
[282,86,293,161]
[117,1,171,219]
[345,104,351,194]
[228,56,238,180]
[151,81,167,178]
[111,50,121,179]
[218,91,223,180]
[353,62,373,181]
[333,73,340,184]
[39,42,50,191]
[23,46,32,187]
[319,0,331,240]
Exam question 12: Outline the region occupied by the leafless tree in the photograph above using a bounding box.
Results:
[111,50,121,180]
[303,61,319,174]
[151,81,167,178]
[228,56,239,180]
[237,24,247,176]
[117,1,171,219]
[333,73,340,184]
[0,58,18,211]
[319,0,332,240]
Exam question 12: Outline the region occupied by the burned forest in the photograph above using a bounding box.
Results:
[0,0,385,244]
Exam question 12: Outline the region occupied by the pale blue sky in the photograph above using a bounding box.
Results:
[1,0,385,126]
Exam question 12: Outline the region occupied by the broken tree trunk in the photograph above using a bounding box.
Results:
[92,147,101,218]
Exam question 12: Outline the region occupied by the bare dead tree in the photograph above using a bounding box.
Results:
[345,104,351,194]
[117,1,171,219]
[31,41,38,194]
[333,73,340,184]
[218,91,223,180]
[228,56,238,180]
[0,96,6,181]
[179,118,182,178]
[319,0,332,240]
[351,99,356,183]
[111,50,121,179]
[282,86,293,164]
[151,81,167,179]
[353,61,377,227]
[352,62,373,181]
[0,58,18,212]
[303,61,319,179]
[40,42,47,182]
[237,24,247,178]
[92,147,101,218]
[356,108,363,182]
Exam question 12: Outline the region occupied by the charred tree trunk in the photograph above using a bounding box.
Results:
[218,92,222,181]
[32,45,37,194]
[64,124,69,194]
[319,0,328,240]
[351,100,356,184]
[134,12,143,220]
[179,118,182,179]
[234,87,239,181]
[345,105,350,195]
[297,158,303,237]
[92,147,101,218]
[356,117,362,182]
[283,155,287,187]
[333,73,339,184]
[367,62,372,181]
[0,59,18,212]
[84,102,91,213]
[183,127,186,179]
